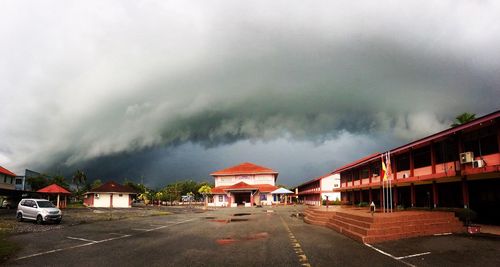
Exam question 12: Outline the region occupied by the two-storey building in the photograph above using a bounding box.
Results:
[335,110,500,224]
[210,162,279,207]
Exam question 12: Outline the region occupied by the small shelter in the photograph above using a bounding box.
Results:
[271,187,294,205]
[83,181,136,208]
[37,184,71,208]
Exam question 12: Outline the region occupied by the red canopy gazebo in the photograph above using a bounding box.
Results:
[37,184,71,208]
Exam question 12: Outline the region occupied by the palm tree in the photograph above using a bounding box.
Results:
[72,170,87,191]
[451,112,476,127]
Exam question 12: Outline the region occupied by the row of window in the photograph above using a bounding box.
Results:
[340,128,499,183]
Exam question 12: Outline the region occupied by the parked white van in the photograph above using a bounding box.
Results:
[16,199,62,224]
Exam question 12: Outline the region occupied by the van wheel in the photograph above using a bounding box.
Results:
[16,213,23,222]
[36,215,44,225]
[55,220,61,224]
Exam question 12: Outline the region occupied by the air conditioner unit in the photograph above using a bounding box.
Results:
[459,152,474,164]
[472,160,484,168]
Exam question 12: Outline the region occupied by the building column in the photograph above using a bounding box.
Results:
[432,181,438,208]
[409,150,415,178]
[462,177,469,208]
[431,143,436,174]
[393,186,398,208]
[359,190,363,203]
[369,188,373,203]
[379,186,384,209]
[110,193,113,208]
[250,193,254,207]
[410,183,416,207]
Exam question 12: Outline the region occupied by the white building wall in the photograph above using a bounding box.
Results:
[321,173,340,191]
[93,193,111,208]
[209,194,229,207]
[321,173,341,201]
[214,174,275,187]
[112,193,130,208]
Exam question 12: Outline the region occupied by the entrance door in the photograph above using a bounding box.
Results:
[233,192,251,205]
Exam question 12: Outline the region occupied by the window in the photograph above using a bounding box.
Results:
[15,179,23,185]
[396,153,410,171]
[370,164,380,177]
[260,194,267,201]
[118,194,123,197]
[359,168,369,179]
[435,139,459,164]
[463,126,499,156]
[218,195,224,202]
[413,146,431,168]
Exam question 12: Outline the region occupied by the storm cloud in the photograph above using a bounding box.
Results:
[1,1,499,186]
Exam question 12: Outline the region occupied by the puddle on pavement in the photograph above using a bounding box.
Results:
[233,213,251,216]
[246,232,269,240]
[290,213,305,218]
[216,237,237,245]
[230,218,249,222]
[210,219,229,223]
[204,216,216,219]
[216,232,269,246]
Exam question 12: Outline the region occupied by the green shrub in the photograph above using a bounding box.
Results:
[358,202,369,207]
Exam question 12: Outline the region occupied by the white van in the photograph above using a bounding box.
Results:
[16,198,62,224]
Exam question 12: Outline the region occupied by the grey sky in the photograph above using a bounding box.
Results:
[1,1,499,187]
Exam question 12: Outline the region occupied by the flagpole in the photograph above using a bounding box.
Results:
[388,152,392,213]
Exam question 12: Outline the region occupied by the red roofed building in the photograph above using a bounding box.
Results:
[0,166,16,190]
[37,184,71,208]
[83,181,136,208]
[210,162,279,207]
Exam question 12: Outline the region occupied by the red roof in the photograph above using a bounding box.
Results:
[37,184,71,194]
[333,152,381,173]
[295,172,333,188]
[0,166,16,177]
[88,181,136,193]
[210,162,278,176]
[211,182,278,194]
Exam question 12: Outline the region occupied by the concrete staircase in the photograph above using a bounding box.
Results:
[304,207,465,243]
[303,207,335,226]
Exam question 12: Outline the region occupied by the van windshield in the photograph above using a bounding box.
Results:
[37,201,55,208]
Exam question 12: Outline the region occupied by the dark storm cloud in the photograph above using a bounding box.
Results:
[1,1,499,185]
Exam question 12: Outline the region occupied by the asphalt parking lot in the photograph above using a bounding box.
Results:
[3,206,500,266]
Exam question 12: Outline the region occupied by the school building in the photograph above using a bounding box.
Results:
[209,162,279,207]
[333,110,500,224]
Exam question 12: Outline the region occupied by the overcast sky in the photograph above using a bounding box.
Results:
[1,1,499,188]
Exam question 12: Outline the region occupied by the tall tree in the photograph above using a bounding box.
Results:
[26,175,50,191]
[50,175,70,189]
[91,179,102,189]
[72,170,87,191]
[451,112,476,127]
[198,185,212,208]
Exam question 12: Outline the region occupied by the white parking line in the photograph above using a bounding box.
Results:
[15,218,196,261]
[364,243,430,267]
[397,252,431,259]
[66,236,98,243]
[433,232,452,236]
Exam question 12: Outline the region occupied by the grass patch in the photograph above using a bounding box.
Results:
[0,221,19,264]
[66,202,86,209]
[151,211,172,216]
